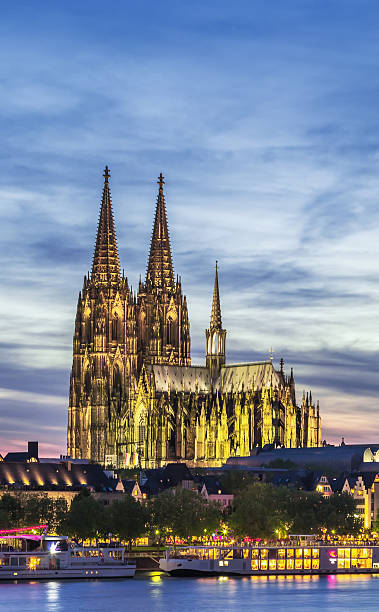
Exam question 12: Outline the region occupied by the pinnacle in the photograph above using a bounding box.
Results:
[91,166,121,286]
[146,173,175,293]
[210,261,222,329]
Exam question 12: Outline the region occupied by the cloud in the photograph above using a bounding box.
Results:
[1,1,379,453]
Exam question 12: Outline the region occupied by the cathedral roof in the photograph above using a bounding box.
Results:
[146,174,175,294]
[91,166,121,286]
[214,361,281,393]
[150,364,210,393]
[150,360,282,394]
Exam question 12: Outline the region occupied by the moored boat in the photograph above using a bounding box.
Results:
[159,543,379,576]
[0,529,136,580]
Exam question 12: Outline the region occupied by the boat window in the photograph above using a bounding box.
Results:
[10,558,18,566]
[18,557,26,566]
[269,560,276,570]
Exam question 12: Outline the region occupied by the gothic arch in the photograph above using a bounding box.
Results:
[112,363,122,395]
[135,405,147,445]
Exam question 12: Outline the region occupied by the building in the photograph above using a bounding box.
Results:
[199,476,234,508]
[67,168,321,468]
[341,473,379,529]
[0,459,123,507]
[225,444,379,473]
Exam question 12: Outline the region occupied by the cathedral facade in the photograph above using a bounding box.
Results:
[67,168,321,468]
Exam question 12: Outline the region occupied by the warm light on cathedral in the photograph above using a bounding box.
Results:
[67,168,321,468]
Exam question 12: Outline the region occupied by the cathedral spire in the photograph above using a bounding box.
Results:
[206,262,226,383]
[146,173,175,293]
[91,166,121,286]
[210,261,222,329]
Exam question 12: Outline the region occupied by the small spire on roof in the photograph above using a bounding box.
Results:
[210,261,222,329]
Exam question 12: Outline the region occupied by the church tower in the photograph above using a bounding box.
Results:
[206,262,226,383]
[67,167,138,463]
[137,174,190,366]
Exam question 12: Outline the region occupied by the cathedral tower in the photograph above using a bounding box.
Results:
[206,262,226,383]
[137,174,190,366]
[67,167,138,463]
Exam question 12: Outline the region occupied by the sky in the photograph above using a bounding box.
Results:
[0,1,379,455]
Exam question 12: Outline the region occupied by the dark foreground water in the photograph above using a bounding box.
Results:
[1,573,379,611]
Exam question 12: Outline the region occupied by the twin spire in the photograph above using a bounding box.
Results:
[91,169,221,324]
[91,166,121,286]
[146,173,175,294]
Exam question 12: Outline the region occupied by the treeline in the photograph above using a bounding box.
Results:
[0,483,363,543]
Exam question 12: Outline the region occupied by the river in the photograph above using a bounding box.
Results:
[1,572,379,611]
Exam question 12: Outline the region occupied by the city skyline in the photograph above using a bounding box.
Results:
[1,1,379,454]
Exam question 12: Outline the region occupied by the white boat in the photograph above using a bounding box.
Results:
[159,543,379,576]
[0,531,136,580]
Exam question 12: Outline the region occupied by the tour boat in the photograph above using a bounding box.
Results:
[159,543,379,576]
[0,531,136,580]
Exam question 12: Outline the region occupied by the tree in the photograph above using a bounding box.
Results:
[0,494,24,527]
[62,489,107,541]
[318,493,361,535]
[108,496,147,547]
[147,488,223,543]
[230,483,291,539]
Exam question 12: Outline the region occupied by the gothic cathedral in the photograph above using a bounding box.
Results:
[67,168,321,468]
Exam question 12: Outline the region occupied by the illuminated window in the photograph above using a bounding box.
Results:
[312,559,320,569]
[269,560,276,570]
[277,560,285,570]
[286,559,294,570]
[287,549,294,558]
[260,549,268,559]
[295,549,302,558]
[251,550,258,559]
[260,560,268,570]
[278,549,285,559]
[312,549,319,558]
[304,549,311,558]
[304,559,311,570]
[295,559,303,570]
[251,560,258,571]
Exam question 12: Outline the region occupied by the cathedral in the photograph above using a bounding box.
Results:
[67,168,321,468]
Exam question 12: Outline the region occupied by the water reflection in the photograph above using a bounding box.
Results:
[1,574,379,612]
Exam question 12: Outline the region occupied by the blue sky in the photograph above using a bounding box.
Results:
[1,1,379,455]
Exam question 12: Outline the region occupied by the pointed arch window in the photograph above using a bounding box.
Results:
[135,408,147,444]
[113,364,122,395]
[84,369,92,395]
[112,314,119,342]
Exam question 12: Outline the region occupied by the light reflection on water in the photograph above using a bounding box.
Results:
[1,573,379,611]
